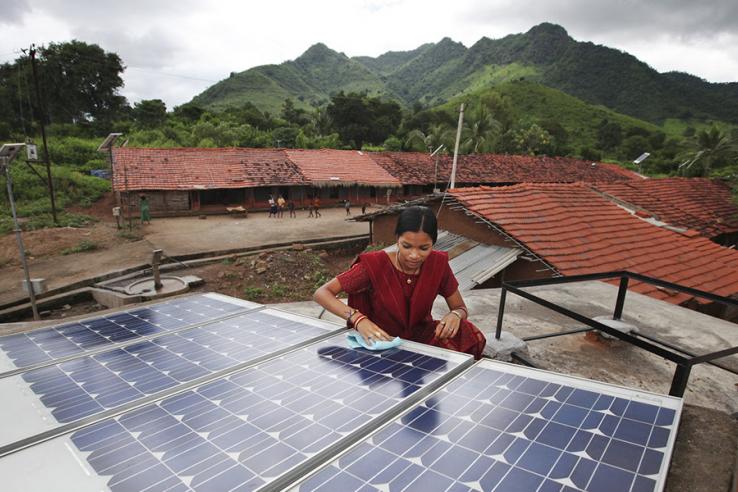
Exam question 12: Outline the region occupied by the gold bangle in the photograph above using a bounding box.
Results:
[450,310,463,320]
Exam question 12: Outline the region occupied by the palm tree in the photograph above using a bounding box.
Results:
[405,123,449,152]
[461,105,501,154]
[682,126,735,176]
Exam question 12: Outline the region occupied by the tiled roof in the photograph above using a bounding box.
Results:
[111,148,305,191]
[450,184,738,304]
[593,178,738,238]
[371,152,639,185]
[285,149,401,187]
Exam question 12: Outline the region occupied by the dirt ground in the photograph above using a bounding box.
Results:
[185,245,360,303]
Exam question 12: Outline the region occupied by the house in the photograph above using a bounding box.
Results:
[109,146,640,216]
[110,147,400,215]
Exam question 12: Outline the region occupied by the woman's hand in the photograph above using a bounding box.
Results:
[435,312,462,339]
[355,317,393,345]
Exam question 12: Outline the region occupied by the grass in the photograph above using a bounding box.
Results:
[62,239,99,255]
[243,286,265,300]
[270,284,287,297]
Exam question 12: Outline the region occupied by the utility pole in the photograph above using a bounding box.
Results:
[450,103,465,189]
[28,44,58,224]
[1,144,40,320]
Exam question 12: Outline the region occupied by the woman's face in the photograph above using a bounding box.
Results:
[397,231,433,269]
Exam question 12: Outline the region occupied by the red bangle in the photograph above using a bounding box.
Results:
[353,315,367,329]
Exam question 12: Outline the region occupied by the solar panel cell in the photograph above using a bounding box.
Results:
[45,338,466,490]
[0,295,252,371]
[295,361,681,492]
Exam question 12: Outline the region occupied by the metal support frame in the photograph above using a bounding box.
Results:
[495,270,738,397]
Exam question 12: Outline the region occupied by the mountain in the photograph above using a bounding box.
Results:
[192,43,394,113]
[191,23,738,124]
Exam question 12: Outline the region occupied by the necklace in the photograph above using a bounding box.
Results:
[395,253,420,284]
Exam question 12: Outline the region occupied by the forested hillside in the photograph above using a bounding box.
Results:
[192,22,738,125]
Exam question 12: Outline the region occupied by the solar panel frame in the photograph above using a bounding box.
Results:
[0,306,346,459]
[0,293,261,377]
[290,359,683,492]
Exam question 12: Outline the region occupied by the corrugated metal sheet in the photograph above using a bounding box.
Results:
[384,230,521,290]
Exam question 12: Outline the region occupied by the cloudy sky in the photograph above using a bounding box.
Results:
[2,0,737,108]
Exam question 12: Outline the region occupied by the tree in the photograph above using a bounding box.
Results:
[405,124,449,152]
[39,40,127,124]
[133,99,167,128]
[281,98,310,127]
[597,119,623,151]
[461,105,501,154]
[684,126,736,176]
[326,92,401,148]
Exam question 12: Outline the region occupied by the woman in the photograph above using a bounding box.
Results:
[314,206,486,359]
[139,195,151,225]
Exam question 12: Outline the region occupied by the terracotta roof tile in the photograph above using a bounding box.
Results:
[594,178,738,238]
[285,149,400,187]
[371,152,639,184]
[450,183,738,304]
[111,147,305,191]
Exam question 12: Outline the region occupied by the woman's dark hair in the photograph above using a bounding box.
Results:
[395,206,438,243]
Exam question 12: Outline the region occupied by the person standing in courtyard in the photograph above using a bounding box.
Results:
[344,199,351,216]
[268,194,277,218]
[314,206,486,359]
[277,194,286,218]
[288,198,296,218]
[313,196,321,218]
[139,195,151,225]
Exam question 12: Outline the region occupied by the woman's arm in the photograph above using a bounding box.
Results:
[435,289,468,339]
[313,278,393,343]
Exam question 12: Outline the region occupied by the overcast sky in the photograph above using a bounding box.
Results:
[2,0,737,109]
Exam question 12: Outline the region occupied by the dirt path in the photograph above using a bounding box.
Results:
[0,205,370,306]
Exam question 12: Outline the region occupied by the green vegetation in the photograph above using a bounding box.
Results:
[1,30,736,239]
[61,239,99,255]
[243,286,265,300]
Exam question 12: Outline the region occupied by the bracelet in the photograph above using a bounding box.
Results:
[454,306,468,319]
[353,315,368,329]
[450,310,463,320]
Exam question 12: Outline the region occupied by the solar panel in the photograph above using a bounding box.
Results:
[294,360,682,492]
[0,335,471,491]
[0,294,257,373]
[0,308,339,448]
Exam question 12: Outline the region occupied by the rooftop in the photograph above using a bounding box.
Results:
[371,152,640,185]
[111,147,304,191]
[593,177,738,239]
[449,183,738,304]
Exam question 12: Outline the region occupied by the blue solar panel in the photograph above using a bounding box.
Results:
[296,361,681,492]
[0,294,253,371]
[57,337,467,491]
[0,309,338,447]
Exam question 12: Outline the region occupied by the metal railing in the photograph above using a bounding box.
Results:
[495,271,738,397]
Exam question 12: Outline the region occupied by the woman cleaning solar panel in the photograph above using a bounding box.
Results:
[314,206,486,359]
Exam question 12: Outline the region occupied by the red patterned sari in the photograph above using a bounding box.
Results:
[337,250,486,359]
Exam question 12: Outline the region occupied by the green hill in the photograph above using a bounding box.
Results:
[192,43,394,114]
[191,22,738,125]
[437,80,662,151]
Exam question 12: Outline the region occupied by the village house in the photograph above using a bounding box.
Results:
[109,147,640,216]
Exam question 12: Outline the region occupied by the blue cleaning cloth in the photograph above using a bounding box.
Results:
[347,332,402,351]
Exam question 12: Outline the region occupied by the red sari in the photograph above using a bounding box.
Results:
[337,250,486,359]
